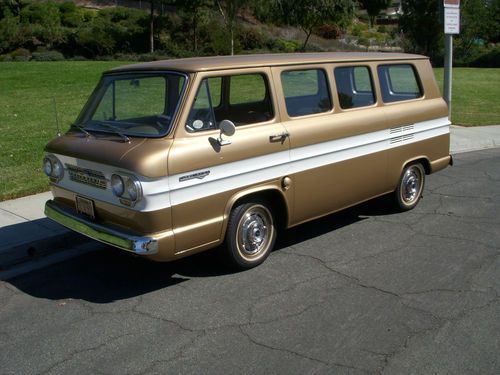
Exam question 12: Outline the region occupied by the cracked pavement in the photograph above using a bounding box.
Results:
[0,148,499,374]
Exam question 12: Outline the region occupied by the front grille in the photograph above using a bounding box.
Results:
[66,164,107,189]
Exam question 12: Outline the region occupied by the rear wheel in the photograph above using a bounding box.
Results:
[224,201,276,269]
[394,162,425,211]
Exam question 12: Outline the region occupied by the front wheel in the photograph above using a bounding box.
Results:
[224,201,276,269]
[394,162,425,211]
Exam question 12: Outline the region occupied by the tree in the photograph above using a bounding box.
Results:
[138,0,171,53]
[0,8,20,53]
[274,0,355,51]
[176,0,212,52]
[0,0,22,16]
[216,0,247,55]
[20,1,65,50]
[359,0,391,28]
[455,0,498,61]
[399,0,443,63]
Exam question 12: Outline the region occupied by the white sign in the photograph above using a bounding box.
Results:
[444,7,460,34]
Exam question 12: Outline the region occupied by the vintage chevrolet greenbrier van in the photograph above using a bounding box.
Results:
[44,52,452,269]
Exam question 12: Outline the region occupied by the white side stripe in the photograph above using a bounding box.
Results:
[52,117,450,212]
[165,116,450,209]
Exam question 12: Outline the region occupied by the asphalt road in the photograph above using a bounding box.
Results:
[1,148,499,375]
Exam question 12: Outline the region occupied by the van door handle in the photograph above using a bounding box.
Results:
[269,132,289,143]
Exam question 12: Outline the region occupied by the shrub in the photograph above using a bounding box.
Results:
[275,38,301,52]
[202,20,238,55]
[377,25,387,34]
[357,37,369,46]
[10,47,31,61]
[315,24,339,39]
[31,50,65,61]
[472,47,500,67]
[0,54,13,62]
[137,52,170,62]
[239,27,266,50]
[113,53,139,61]
[306,43,326,52]
[455,45,500,68]
[66,55,87,61]
[350,23,368,37]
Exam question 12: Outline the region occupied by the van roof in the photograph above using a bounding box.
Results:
[108,52,427,74]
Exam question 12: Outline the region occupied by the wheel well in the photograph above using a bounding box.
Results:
[230,189,289,230]
[407,157,431,175]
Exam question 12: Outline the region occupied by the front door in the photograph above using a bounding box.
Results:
[168,68,290,253]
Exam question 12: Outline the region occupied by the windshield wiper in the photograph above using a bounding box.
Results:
[98,122,131,143]
[71,124,94,138]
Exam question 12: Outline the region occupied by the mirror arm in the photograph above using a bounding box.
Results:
[217,137,231,146]
[217,119,236,146]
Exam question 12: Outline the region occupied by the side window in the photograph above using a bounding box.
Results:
[226,73,273,125]
[229,74,266,105]
[334,66,375,109]
[281,69,332,117]
[186,73,273,132]
[186,79,216,132]
[207,77,222,107]
[378,64,423,103]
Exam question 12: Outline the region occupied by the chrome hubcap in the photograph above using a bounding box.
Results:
[238,207,271,257]
[401,167,421,203]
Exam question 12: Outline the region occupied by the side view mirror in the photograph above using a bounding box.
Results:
[218,119,235,146]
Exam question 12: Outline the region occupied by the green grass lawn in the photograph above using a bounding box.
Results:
[0,61,125,201]
[434,68,500,126]
[0,62,499,201]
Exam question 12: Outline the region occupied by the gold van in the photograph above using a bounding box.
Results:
[44,52,452,269]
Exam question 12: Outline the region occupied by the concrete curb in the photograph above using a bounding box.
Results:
[450,125,500,154]
[0,193,95,278]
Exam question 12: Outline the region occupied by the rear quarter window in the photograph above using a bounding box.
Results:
[281,69,332,117]
[334,66,375,109]
[377,64,423,103]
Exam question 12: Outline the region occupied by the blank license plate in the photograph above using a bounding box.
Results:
[76,196,95,219]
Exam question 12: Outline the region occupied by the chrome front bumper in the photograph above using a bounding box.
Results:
[44,200,158,255]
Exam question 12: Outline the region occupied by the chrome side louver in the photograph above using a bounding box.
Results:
[390,124,415,144]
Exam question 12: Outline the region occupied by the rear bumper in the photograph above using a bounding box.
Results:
[430,154,453,173]
[44,200,159,255]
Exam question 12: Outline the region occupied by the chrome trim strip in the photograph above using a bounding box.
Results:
[44,200,158,255]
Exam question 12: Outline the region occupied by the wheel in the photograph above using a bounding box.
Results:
[224,201,276,269]
[394,162,425,211]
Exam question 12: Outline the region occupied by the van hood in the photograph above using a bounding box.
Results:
[45,131,172,178]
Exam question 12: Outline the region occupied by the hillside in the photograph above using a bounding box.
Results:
[0,0,402,62]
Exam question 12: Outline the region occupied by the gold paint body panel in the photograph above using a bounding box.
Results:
[45,132,173,178]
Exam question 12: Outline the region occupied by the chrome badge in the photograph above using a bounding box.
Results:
[179,170,210,182]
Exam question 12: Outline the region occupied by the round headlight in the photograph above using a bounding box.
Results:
[111,174,124,197]
[52,159,64,179]
[126,178,139,201]
[43,158,53,177]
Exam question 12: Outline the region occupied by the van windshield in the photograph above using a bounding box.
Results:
[75,72,187,137]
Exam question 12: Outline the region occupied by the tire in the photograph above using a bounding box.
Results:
[394,162,425,211]
[224,201,276,269]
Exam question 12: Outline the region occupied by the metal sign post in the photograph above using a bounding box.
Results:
[443,0,460,120]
